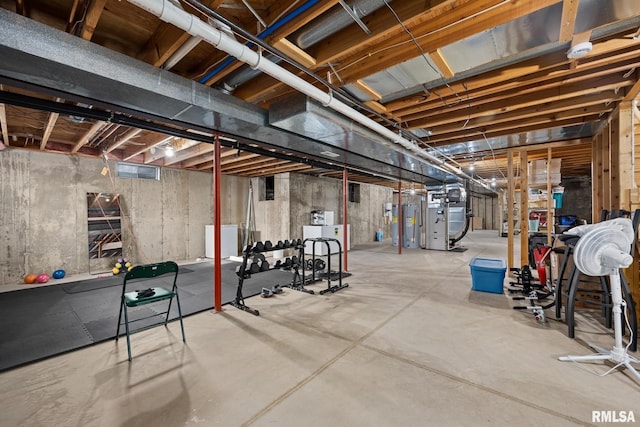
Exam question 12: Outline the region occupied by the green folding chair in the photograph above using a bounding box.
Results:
[116,261,186,361]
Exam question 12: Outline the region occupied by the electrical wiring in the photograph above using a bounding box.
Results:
[381,0,463,106]
[480,131,506,180]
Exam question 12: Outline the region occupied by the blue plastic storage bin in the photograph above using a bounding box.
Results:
[469,258,506,294]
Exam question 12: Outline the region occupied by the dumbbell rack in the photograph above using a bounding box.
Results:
[302,238,349,295]
[231,239,306,316]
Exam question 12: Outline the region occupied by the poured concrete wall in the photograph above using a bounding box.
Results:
[251,174,291,244]
[0,150,249,287]
[289,173,341,239]
[350,181,393,243]
[251,173,392,246]
[1,149,394,286]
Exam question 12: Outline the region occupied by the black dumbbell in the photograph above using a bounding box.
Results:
[283,257,292,268]
[260,259,270,271]
[253,241,265,252]
[249,261,260,274]
[264,240,273,251]
[291,255,298,266]
[296,238,303,246]
[283,239,290,248]
[275,240,284,249]
[274,259,282,268]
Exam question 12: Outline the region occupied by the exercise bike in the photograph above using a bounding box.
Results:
[509,244,555,322]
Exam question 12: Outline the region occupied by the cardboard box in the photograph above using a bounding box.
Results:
[472,216,483,230]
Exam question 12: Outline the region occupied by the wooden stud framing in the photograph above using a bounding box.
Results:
[507,150,514,270]
[519,150,529,268]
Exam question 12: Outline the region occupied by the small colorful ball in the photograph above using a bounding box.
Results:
[36,273,50,284]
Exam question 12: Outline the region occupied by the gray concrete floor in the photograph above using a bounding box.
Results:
[1,230,638,427]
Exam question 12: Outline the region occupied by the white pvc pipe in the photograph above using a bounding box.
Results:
[128,0,476,183]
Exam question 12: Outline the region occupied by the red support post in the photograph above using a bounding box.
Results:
[398,181,402,255]
[343,168,348,272]
[213,136,222,312]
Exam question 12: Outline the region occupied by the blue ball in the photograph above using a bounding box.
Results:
[52,269,65,279]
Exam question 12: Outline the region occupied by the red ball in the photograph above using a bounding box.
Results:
[24,274,37,284]
[36,273,50,284]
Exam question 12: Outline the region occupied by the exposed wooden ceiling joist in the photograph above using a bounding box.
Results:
[2,0,639,186]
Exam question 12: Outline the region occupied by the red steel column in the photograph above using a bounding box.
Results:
[213,136,222,312]
[398,181,402,255]
[343,168,348,272]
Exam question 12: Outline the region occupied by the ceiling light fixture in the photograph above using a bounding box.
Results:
[567,41,592,59]
[469,163,475,171]
[165,146,175,157]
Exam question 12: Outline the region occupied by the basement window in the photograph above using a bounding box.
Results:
[259,176,275,201]
[348,183,360,203]
[116,162,160,180]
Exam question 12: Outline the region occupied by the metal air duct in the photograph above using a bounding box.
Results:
[127,0,473,184]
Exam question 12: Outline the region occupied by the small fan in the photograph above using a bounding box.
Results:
[559,218,640,383]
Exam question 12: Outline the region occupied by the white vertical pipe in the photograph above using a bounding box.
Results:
[128,0,472,181]
[163,36,202,70]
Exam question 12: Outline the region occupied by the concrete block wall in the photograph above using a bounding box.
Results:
[0,150,249,287]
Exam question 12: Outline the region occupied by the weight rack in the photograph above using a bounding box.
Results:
[231,239,306,316]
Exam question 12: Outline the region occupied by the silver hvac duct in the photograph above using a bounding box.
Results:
[221,0,388,91]
[292,0,388,49]
[127,0,481,184]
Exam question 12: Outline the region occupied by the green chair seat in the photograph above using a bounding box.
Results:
[124,287,174,306]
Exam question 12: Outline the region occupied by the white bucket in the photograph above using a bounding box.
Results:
[529,219,540,232]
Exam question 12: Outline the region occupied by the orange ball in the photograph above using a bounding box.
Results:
[24,274,37,284]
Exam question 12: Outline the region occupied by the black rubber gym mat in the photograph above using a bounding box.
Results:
[61,267,194,294]
[0,309,93,371]
[0,261,293,372]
